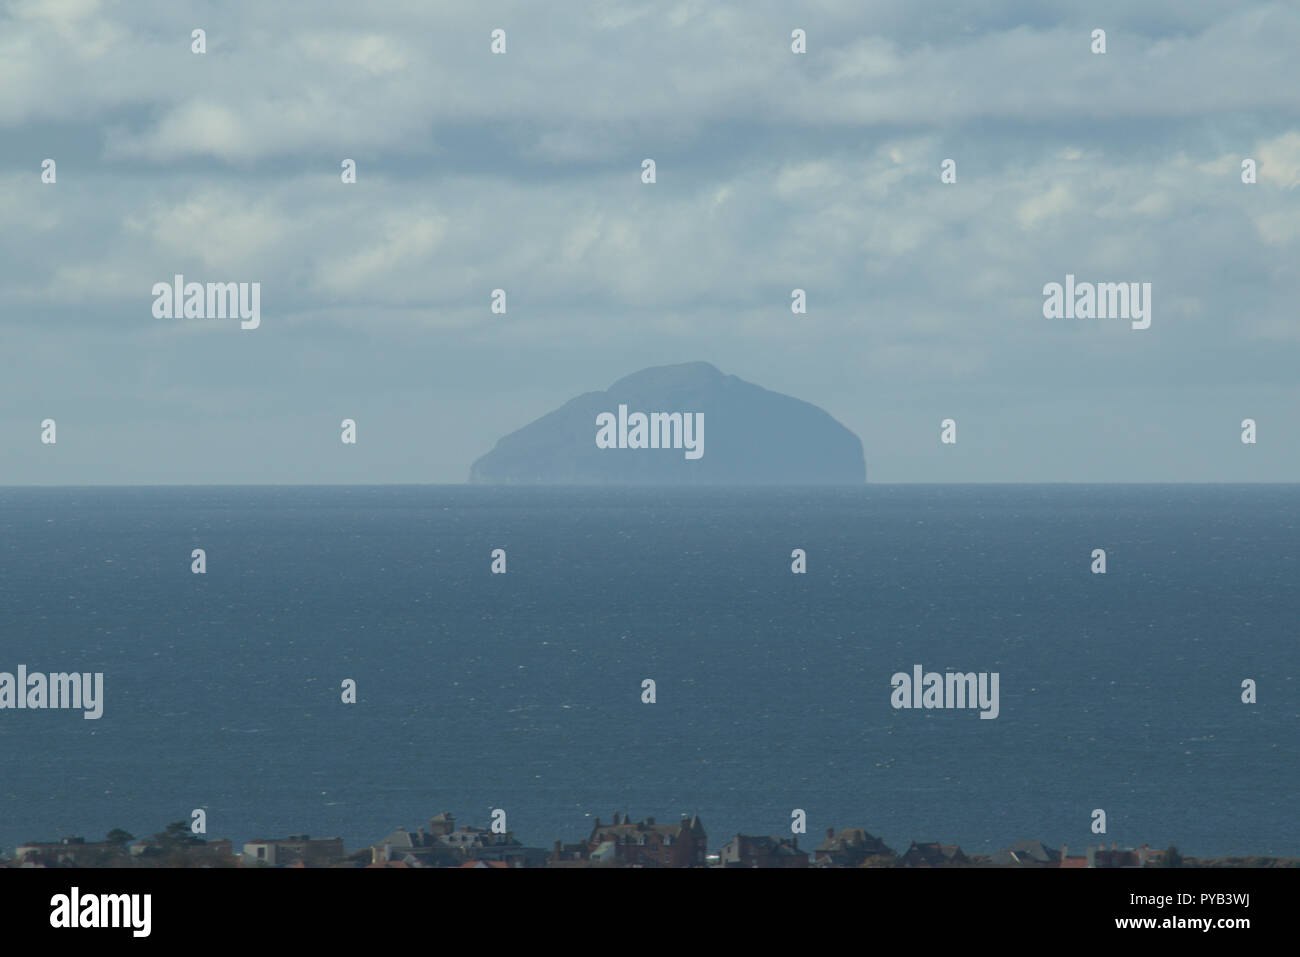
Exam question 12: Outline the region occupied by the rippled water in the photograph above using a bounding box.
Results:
[1,485,1295,859]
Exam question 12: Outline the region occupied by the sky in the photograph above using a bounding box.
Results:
[1,0,1298,484]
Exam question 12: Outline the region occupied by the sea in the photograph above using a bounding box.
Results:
[0,485,1296,860]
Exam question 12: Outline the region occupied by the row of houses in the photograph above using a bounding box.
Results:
[8,817,1171,869]
[12,834,237,868]
[993,840,1167,869]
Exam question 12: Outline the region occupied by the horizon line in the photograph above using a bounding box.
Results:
[1,481,1298,489]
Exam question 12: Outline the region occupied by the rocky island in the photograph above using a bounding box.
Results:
[469,361,865,485]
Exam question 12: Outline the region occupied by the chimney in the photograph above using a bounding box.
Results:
[594,817,600,828]
[646,817,654,826]
[827,828,835,842]
[1060,844,1068,865]
[553,840,562,861]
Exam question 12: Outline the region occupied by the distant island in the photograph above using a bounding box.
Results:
[469,361,866,485]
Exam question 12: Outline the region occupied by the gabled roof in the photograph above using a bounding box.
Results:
[902,841,967,865]
[724,834,805,857]
[816,828,889,853]
[1005,840,1058,863]
[590,819,697,845]
[376,828,416,849]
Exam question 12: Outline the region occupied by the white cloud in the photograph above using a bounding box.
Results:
[1257,130,1300,189]
[1017,184,1074,231]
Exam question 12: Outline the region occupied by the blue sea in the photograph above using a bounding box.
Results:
[0,485,1296,860]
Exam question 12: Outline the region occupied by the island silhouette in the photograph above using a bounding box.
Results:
[469,362,866,485]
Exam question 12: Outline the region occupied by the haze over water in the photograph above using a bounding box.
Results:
[1,485,1295,860]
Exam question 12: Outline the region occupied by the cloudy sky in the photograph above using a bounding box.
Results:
[2,0,1297,483]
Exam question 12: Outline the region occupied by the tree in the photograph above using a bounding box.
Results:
[106,828,135,846]
[153,821,205,848]
[1161,845,1183,868]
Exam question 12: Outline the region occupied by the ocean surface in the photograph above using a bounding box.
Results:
[0,485,1296,861]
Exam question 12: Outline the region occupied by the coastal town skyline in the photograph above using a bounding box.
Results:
[11,808,1272,869]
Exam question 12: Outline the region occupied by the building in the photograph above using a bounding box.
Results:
[369,826,460,868]
[370,814,547,867]
[432,816,545,866]
[427,812,457,838]
[464,843,549,867]
[718,835,809,868]
[1090,844,1159,868]
[990,842,1161,868]
[130,837,234,865]
[813,828,894,867]
[18,834,235,868]
[899,841,970,867]
[242,835,345,867]
[585,813,708,868]
[992,840,1061,868]
[15,837,127,867]
[440,824,507,854]
[547,840,594,867]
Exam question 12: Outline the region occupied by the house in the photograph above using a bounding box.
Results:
[440,824,508,853]
[464,843,549,868]
[548,840,592,865]
[370,826,459,868]
[1090,844,1158,868]
[718,835,809,868]
[427,812,457,838]
[435,818,546,866]
[15,837,128,868]
[130,837,234,866]
[992,840,1061,868]
[1138,846,1164,867]
[813,828,894,867]
[17,834,233,868]
[585,813,708,868]
[899,841,970,867]
[419,812,524,856]
[242,835,345,867]
[547,840,605,867]
[370,814,546,867]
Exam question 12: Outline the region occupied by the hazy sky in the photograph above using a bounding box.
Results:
[2,0,1298,483]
